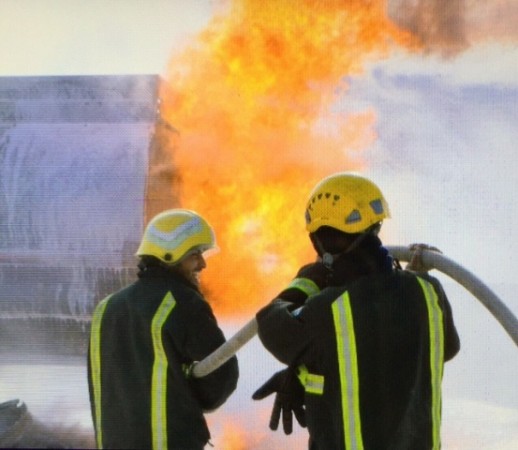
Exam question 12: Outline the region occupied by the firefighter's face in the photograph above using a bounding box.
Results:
[177,250,206,287]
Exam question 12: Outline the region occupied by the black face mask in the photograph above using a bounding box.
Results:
[310,226,392,281]
[310,227,354,255]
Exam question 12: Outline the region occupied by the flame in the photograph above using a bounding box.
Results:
[159,0,416,316]
[206,408,308,449]
[218,422,248,450]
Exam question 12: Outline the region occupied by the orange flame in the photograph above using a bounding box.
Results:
[160,0,415,316]
[218,422,248,450]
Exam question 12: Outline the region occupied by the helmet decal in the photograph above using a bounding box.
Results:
[136,209,216,263]
[147,216,203,250]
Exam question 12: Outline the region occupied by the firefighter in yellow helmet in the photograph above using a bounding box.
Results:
[253,172,460,449]
[87,209,238,450]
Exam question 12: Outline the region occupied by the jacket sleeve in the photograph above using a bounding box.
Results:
[422,274,461,361]
[256,299,310,366]
[183,300,239,411]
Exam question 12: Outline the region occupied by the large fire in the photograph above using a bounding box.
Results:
[158,0,416,316]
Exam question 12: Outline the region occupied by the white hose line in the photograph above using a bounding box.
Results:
[192,318,258,378]
[192,246,518,378]
[386,246,518,348]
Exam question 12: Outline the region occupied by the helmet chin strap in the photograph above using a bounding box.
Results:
[321,251,336,270]
[312,237,339,270]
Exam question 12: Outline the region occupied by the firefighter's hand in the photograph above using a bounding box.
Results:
[252,368,306,434]
[181,362,197,379]
[406,243,442,272]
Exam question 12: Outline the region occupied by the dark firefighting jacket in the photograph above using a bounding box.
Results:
[257,264,460,450]
[87,265,239,450]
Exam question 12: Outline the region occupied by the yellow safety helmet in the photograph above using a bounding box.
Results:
[305,172,390,234]
[136,209,217,264]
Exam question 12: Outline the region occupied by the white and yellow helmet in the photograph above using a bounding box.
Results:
[305,172,390,235]
[136,209,217,264]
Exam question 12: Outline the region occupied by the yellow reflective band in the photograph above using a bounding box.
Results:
[305,373,325,394]
[89,295,112,450]
[297,365,324,395]
[297,364,308,385]
[286,277,321,297]
[417,278,445,450]
[332,292,364,450]
[151,291,177,450]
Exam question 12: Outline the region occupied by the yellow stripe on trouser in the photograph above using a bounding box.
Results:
[332,292,364,450]
[151,292,177,450]
[89,295,112,450]
[417,278,445,450]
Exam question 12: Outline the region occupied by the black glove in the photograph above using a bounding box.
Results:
[252,368,306,434]
[276,262,331,305]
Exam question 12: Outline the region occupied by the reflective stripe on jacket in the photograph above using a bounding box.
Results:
[257,269,460,450]
[87,267,239,450]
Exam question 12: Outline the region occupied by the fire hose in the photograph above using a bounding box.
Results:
[192,246,518,378]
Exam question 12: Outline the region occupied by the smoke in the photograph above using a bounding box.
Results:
[388,0,518,56]
[462,0,518,42]
[4,418,94,449]
[388,0,467,55]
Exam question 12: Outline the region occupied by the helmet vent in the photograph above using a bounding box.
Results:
[370,199,384,215]
[305,173,389,234]
[345,209,361,224]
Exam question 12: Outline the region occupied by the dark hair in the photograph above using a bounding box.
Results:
[137,255,162,275]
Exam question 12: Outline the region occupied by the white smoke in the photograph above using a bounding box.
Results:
[331,38,518,447]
